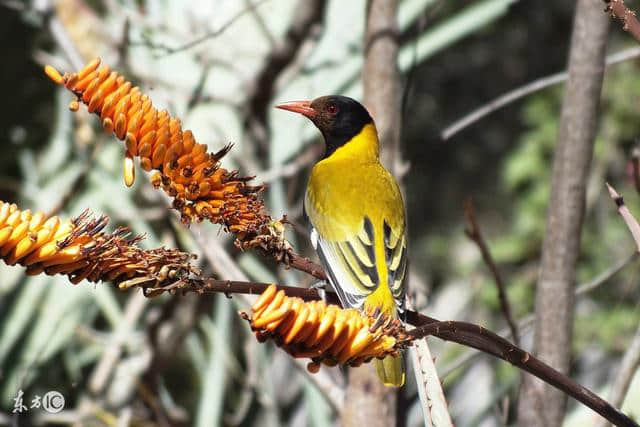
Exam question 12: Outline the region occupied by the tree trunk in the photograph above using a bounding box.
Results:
[362,0,403,176]
[341,1,401,426]
[517,0,609,426]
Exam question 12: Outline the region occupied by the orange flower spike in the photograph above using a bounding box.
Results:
[284,304,310,345]
[114,113,128,140]
[139,110,157,136]
[123,154,136,187]
[0,221,30,257]
[19,227,54,258]
[23,241,57,266]
[76,58,101,80]
[138,142,152,159]
[0,227,13,247]
[52,220,74,240]
[316,310,348,354]
[151,140,166,168]
[40,245,84,266]
[252,298,291,329]
[6,234,37,265]
[336,317,365,363]
[293,303,319,345]
[246,286,407,369]
[261,288,290,316]
[0,203,12,223]
[125,132,138,157]
[45,259,89,276]
[5,210,21,228]
[275,297,301,334]
[342,325,376,361]
[251,285,282,314]
[268,298,297,332]
[28,212,46,230]
[44,65,64,85]
[45,59,274,246]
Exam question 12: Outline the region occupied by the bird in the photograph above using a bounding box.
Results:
[276,95,407,387]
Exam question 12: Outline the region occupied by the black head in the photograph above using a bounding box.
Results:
[276,95,373,157]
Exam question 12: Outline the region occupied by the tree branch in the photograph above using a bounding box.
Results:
[145,277,638,427]
[607,183,640,251]
[604,0,640,43]
[138,0,270,57]
[440,46,640,141]
[463,198,520,346]
[243,0,327,162]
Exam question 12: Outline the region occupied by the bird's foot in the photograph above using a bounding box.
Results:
[310,281,328,290]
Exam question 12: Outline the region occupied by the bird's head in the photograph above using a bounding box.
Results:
[276,95,373,157]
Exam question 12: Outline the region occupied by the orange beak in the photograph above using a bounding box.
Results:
[275,100,316,118]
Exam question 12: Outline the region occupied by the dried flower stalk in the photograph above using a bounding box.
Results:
[44,59,289,257]
[242,285,409,373]
[0,200,198,293]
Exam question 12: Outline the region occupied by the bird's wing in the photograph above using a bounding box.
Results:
[308,212,407,312]
[310,216,378,309]
[383,220,407,311]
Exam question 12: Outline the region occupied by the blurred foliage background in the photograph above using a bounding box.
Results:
[0,0,639,426]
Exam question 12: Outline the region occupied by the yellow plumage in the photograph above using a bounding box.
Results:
[277,96,407,386]
[306,124,406,386]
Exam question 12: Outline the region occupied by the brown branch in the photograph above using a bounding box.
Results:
[518,1,609,424]
[604,0,640,43]
[145,278,638,427]
[463,198,520,346]
[287,251,327,280]
[607,183,640,252]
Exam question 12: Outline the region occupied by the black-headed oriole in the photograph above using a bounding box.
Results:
[276,96,407,387]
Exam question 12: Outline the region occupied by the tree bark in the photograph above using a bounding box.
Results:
[362,0,403,176]
[517,1,609,426]
[341,1,401,426]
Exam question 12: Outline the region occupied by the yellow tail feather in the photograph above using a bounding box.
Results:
[374,353,405,387]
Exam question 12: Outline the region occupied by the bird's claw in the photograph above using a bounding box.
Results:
[310,281,328,290]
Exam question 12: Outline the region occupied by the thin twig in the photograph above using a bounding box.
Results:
[631,142,640,195]
[607,183,640,251]
[575,251,638,294]
[441,46,640,140]
[463,198,520,346]
[596,324,640,427]
[604,0,640,43]
[140,0,270,57]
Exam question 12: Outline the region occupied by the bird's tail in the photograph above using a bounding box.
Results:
[374,353,405,387]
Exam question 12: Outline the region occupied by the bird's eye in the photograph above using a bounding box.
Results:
[327,104,339,115]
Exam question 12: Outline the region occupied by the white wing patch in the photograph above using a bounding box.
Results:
[310,227,319,250]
